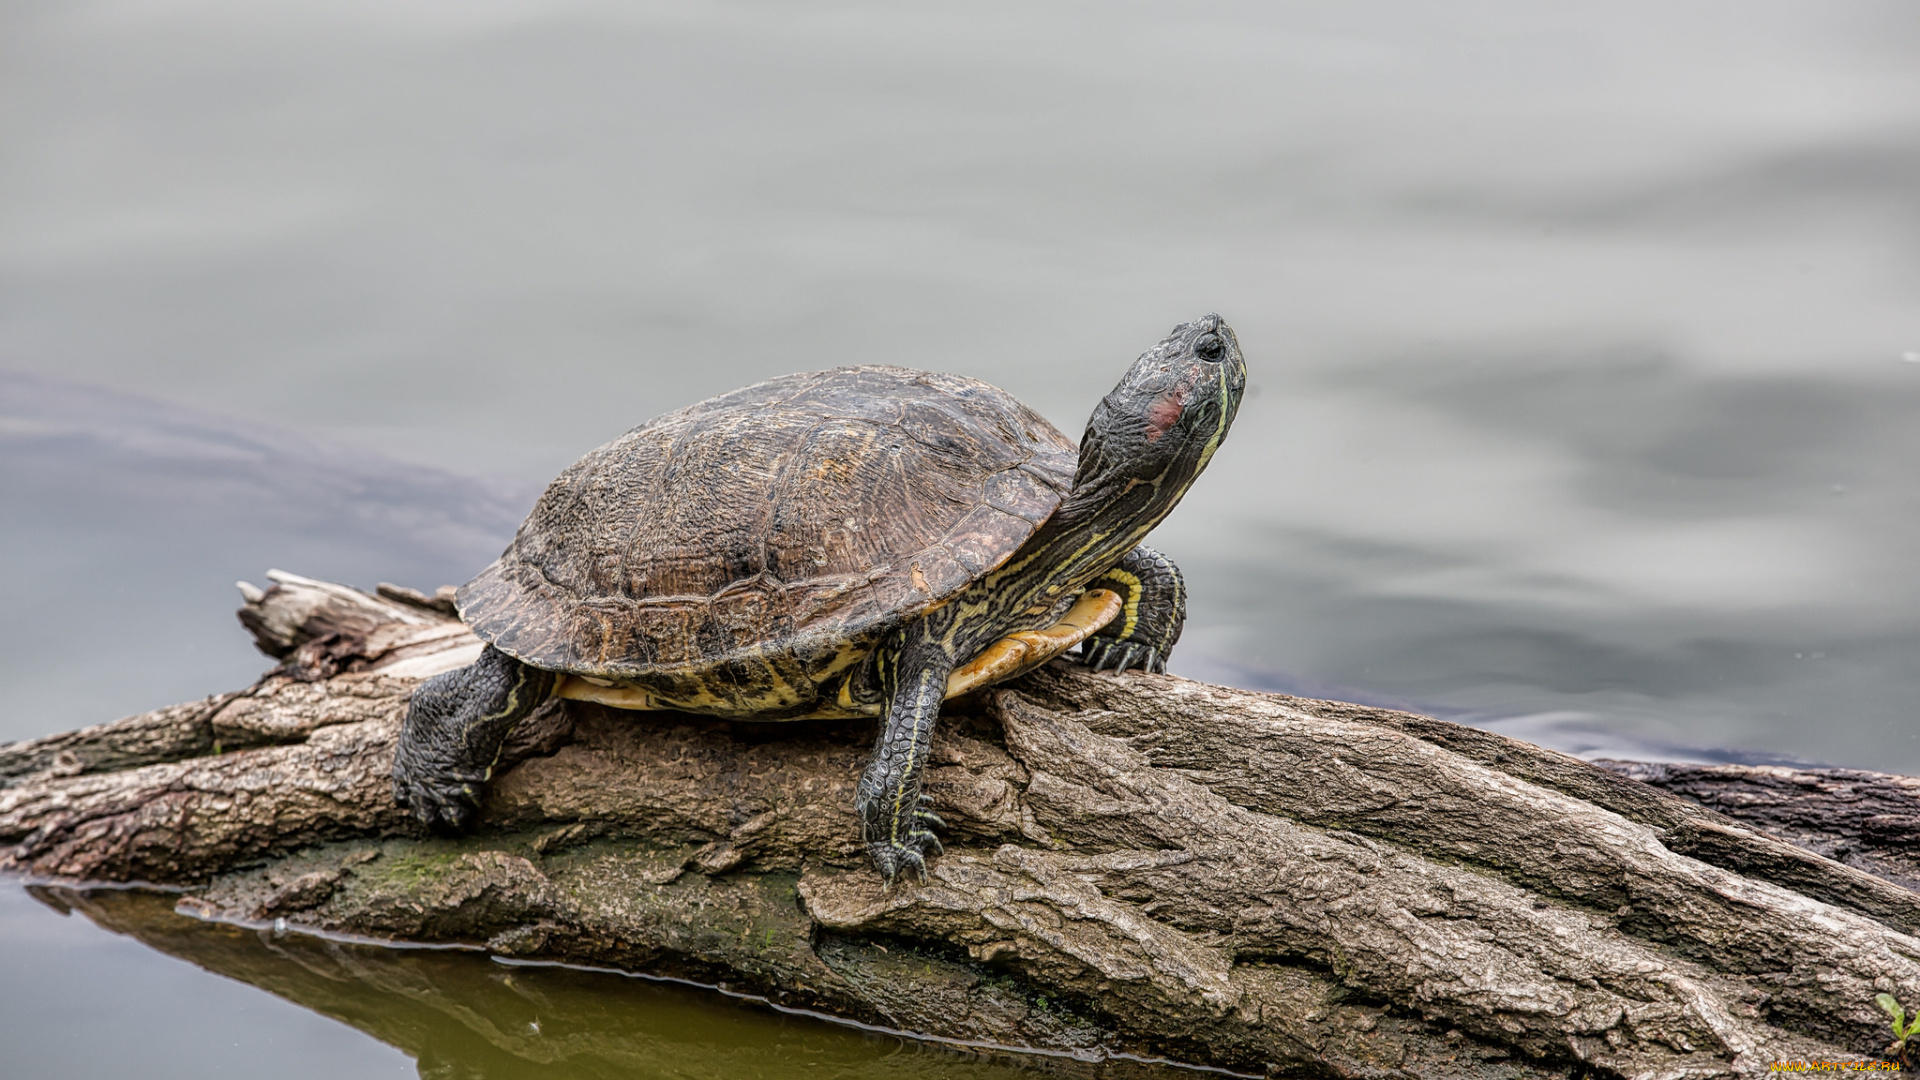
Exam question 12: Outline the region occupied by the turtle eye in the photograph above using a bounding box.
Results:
[1194,334,1224,362]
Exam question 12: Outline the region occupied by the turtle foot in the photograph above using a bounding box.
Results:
[392,755,487,835]
[868,829,945,886]
[1080,637,1164,674]
[860,793,947,884]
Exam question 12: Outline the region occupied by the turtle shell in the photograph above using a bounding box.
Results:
[457,365,1079,698]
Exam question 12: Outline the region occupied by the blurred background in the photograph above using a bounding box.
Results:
[3,2,1918,1075]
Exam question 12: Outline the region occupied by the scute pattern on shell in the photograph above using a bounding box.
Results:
[458,366,1079,684]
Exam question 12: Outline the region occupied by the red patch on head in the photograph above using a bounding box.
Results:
[1145,386,1187,441]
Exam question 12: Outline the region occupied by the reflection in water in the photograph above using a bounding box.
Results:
[30,886,1150,1080]
[0,880,411,1080]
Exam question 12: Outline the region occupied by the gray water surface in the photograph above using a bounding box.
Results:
[4,1,1919,1076]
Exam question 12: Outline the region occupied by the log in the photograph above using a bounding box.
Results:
[4,573,1919,1077]
[1599,760,1920,898]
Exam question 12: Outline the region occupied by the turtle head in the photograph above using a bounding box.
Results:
[1067,313,1246,525]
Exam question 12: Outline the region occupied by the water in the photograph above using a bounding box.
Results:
[0,885,1098,1080]
[3,1,1918,1075]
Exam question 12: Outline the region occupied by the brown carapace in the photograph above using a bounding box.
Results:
[459,366,1088,718]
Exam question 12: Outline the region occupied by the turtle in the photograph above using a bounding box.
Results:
[393,313,1246,880]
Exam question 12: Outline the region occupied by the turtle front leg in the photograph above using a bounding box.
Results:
[1079,544,1186,674]
[855,626,956,883]
[393,645,556,832]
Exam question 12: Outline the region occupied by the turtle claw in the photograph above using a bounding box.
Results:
[1080,638,1161,674]
[400,785,480,834]
[392,757,487,835]
[913,794,948,831]
[1078,639,1111,671]
[869,839,929,886]
[867,819,946,885]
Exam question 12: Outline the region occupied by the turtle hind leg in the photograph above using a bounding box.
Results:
[854,626,956,883]
[392,644,556,833]
[1079,544,1186,674]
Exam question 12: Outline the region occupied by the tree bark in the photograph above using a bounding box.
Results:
[1599,760,1920,899]
[4,571,1918,1077]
